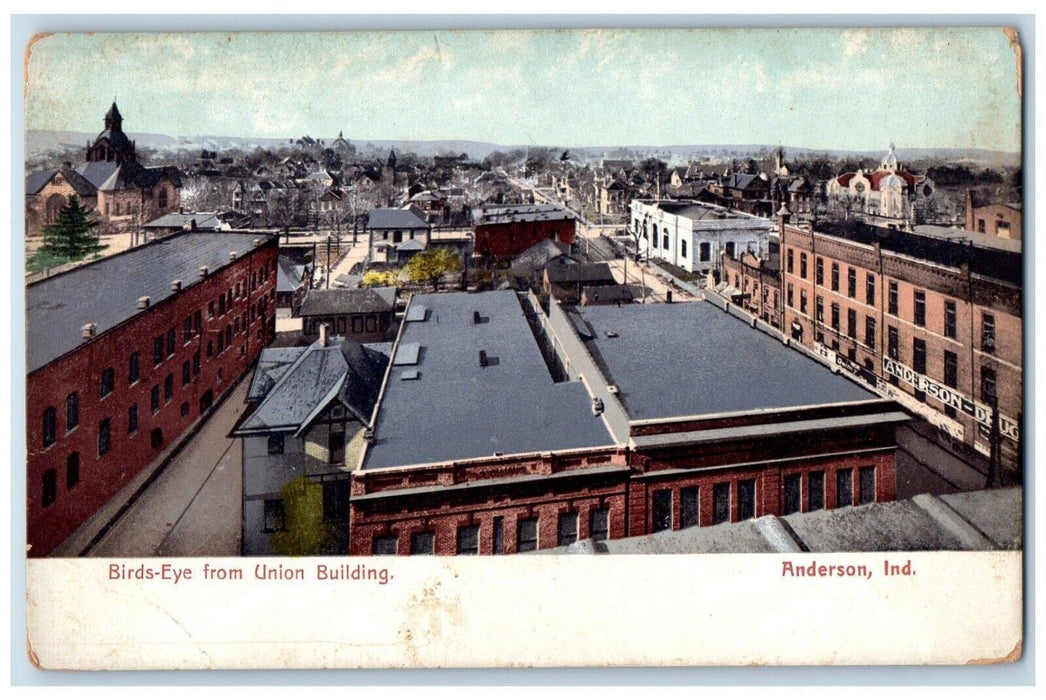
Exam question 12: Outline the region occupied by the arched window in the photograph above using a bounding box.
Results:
[45,194,65,224]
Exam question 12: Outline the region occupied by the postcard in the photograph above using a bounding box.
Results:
[21,25,1023,670]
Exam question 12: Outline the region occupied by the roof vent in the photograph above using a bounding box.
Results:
[605,330,619,338]
[607,385,619,395]
[363,428,375,444]
[478,350,489,367]
[229,251,238,261]
[199,266,209,278]
[592,397,605,416]
[137,296,151,310]
[81,323,97,340]
[171,279,182,292]
[252,238,261,247]
[493,451,504,457]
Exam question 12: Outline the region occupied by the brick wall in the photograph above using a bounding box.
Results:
[26,238,278,557]
[474,218,577,258]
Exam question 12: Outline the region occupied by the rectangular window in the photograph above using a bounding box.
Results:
[738,479,756,520]
[154,336,164,365]
[183,317,193,343]
[557,513,579,547]
[713,483,731,524]
[831,263,839,292]
[914,290,926,327]
[151,384,161,412]
[410,531,434,555]
[681,487,700,528]
[373,536,398,555]
[888,281,898,315]
[164,374,174,401]
[652,489,672,532]
[43,406,56,447]
[66,392,79,432]
[800,290,807,314]
[267,434,284,455]
[888,326,899,359]
[321,479,350,525]
[836,469,853,508]
[815,296,824,322]
[981,313,996,353]
[166,327,176,357]
[457,525,480,555]
[786,283,793,308]
[219,294,226,315]
[865,316,876,349]
[182,360,191,386]
[590,509,610,542]
[981,366,997,405]
[786,249,794,274]
[944,300,957,339]
[66,453,79,490]
[808,472,825,511]
[865,273,875,306]
[517,518,538,552]
[493,517,505,554]
[100,367,115,398]
[700,242,710,262]
[913,338,927,401]
[128,352,140,384]
[815,257,824,285]
[207,340,214,358]
[800,253,807,279]
[847,309,857,339]
[784,474,801,515]
[847,268,857,298]
[193,350,201,377]
[194,310,202,333]
[127,402,139,435]
[263,500,286,533]
[859,467,876,505]
[208,300,215,318]
[831,303,840,331]
[943,351,959,418]
[98,418,111,456]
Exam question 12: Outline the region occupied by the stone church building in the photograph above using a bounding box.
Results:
[25,102,182,236]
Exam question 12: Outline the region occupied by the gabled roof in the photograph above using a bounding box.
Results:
[235,337,389,435]
[509,238,572,271]
[545,261,615,285]
[25,167,98,197]
[142,211,223,230]
[276,258,306,294]
[367,207,429,230]
[299,287,397,317]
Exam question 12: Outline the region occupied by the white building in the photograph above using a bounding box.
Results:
[629,199,773,274]
[826,144,936,225]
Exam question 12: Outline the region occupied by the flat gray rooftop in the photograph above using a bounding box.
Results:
[26,232,273,374]
[573,301,876,420]
[363,290,614,469]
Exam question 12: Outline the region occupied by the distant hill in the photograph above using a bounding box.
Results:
[25,130,1021,170]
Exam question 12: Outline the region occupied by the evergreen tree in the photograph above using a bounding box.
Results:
[40,195,105,260]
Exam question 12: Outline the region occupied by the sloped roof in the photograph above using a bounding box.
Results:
[509,238,572,271]
[299,287,396,317]
[367,207,429,230]
[235,337,389,434]
[276,258,306,294]
[25,167,98,197]
[143,211,223,230]
[545,261,616,285]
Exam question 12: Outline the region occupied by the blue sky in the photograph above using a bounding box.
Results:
[25,27,1021,152]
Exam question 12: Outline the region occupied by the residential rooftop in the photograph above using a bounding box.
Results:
[299,287,396,317]
[362,290,614,470]
[571,300,876,420]
[26,231,274,374]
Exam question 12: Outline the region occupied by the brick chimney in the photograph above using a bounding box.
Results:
[319,323,329,347]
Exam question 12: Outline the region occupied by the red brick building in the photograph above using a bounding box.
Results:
[719,250,783,329]
[472,204,577,259]
[779,215,1022,467]
[347,292,904,555]
[26,232,278,556]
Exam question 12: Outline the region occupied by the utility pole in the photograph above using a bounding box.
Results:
[326,234,332,290]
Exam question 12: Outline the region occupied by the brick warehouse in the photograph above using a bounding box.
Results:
[472,204,577,259]
[778,213,1022,467]
[26,231,278,557]
[345,291,905,555]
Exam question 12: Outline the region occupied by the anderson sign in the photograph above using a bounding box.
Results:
[881,356,1019,442]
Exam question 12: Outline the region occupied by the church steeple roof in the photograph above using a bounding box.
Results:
[387,148,397,166]
[104,101,124,131]
[105,101,123,122]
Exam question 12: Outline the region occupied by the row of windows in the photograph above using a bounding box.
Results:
[371,509,611,555]
[886,325,997,409]
[782,467,876,515]
[789,250,878,306]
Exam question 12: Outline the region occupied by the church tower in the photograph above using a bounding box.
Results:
[86,101,137,164]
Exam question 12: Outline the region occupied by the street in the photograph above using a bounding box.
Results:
[84,375,250,557]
